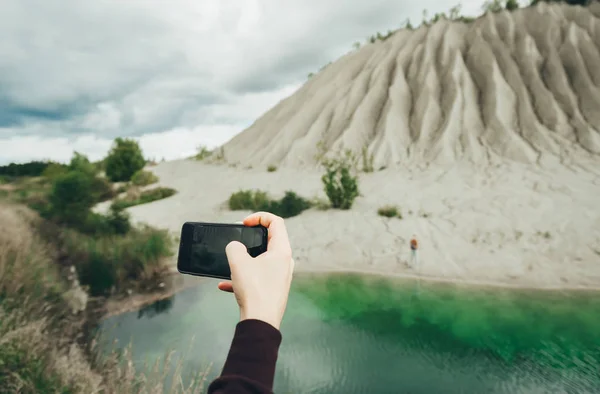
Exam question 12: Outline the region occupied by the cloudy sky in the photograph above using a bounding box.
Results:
[0,0,483,165]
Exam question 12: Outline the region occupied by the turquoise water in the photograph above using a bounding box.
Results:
[97,274,600,393]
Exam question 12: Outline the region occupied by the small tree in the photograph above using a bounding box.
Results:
[69,152,96,176]
[104,138,146,182]
[320,150,360,210]
[49,171,95,224]
[106,204,131,235]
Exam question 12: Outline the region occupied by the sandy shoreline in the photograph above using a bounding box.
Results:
[95,158,600,292]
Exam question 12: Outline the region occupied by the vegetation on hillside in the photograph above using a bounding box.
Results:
[0,139,177,292]
[306,0,592,77]
[0,136,199,392]
[0,203,204,393]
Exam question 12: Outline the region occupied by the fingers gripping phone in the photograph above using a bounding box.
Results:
[177,222,268,280]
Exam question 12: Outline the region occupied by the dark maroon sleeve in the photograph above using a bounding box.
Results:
[207,319,282,394]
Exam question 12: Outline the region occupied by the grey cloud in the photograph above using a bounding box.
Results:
[224,0,427,94]
[1,0,480,149]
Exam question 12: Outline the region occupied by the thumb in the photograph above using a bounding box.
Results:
[225,241,250,267]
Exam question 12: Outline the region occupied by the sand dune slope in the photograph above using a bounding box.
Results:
[222,3,600,170]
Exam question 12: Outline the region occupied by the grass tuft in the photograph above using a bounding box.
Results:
[377,205,402,219]
[112,187,177,210]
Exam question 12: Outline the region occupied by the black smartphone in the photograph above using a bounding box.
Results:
[177,222,268,280]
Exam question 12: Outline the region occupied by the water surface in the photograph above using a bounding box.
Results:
[98,274,600,393]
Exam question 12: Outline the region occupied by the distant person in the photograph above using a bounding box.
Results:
[410,235,418,269]
[208,212,294,394]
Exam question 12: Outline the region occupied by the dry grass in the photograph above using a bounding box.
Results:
[0,202,98,392]
[0,202,207,393]
[92,343,211,394]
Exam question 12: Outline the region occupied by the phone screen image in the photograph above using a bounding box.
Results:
[177,222,268,279]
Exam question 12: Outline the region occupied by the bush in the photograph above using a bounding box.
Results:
[131,170,159,186]
[49,171,96,225]
[269,191,313,218]
[79,205,131,236]
[229,190,312,218]
[60,227,173,296]
[112,187,177,210]
[105,204,131,235]
[320,150,360,210]
[41,163,69,180]
[378,205,402,218]
[90,176,115,202]
[267,165,277,172]
[104,138,146,182]
[69,152,97,177]
[229,190,270,211]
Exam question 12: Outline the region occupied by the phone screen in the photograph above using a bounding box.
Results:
[177,222,268,279]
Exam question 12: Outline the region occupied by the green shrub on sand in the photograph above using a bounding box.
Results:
[229,190,312,218]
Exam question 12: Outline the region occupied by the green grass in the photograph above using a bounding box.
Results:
[377,205,402,219]
[131,170,159,186]
[56,226,173,296]
[267,165,277,172]
[228,189,313,218]
[229,190,270,211]
[112,187,177,210]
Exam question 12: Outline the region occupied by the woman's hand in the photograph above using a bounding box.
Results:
[219,212,294,330]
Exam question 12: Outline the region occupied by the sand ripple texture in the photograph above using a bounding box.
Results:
[223,2,600,169]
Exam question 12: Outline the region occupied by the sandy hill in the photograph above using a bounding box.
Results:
[223,2,600,169]
[111,3,600,290]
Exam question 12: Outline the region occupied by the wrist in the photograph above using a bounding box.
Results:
[240,310,281,330]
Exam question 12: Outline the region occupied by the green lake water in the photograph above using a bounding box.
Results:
[97,273,600,393]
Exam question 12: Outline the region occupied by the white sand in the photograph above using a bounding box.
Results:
[106,159,600,290]
[98,3,600,290]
